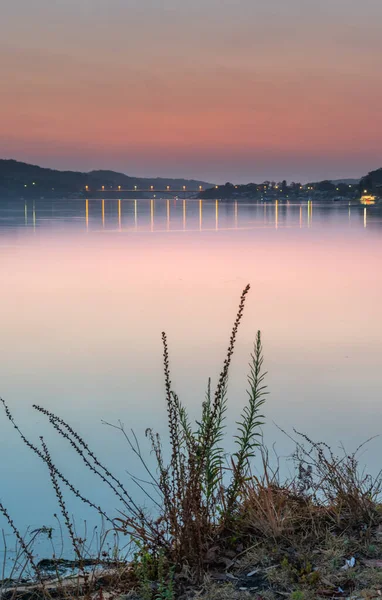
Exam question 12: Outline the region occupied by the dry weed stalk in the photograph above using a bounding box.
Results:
[4,284,380,598]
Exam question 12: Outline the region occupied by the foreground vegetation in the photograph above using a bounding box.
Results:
[1,285,382,600]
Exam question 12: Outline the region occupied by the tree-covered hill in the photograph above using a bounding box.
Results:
[0,159,213,198]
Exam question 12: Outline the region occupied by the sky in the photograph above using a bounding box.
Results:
[1,0,382,183]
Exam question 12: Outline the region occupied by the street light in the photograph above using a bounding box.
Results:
[85,185,89,191]
[102,185,105,191]
[134,185,137,191]
[118,185,121,191]
[167,185,170,190]
[183,186,186,190]
[150,185,154,190]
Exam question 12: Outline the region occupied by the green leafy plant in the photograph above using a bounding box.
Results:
[111,284,268,579]
[2,285,269,585]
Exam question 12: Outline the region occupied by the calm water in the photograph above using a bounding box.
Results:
[1,197,382,564]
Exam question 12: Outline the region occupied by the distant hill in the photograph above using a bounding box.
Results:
[359,168,382,193]
[330,178,360,185]
[0,159,214,198]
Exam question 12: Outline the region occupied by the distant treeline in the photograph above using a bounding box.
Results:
[1,158,381,200]
[0,159,212,199]
[200,168,382,200]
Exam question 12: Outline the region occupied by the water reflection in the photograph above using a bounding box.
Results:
[10,198,382,236]
[0,196,382,567]
[275,199,278,229]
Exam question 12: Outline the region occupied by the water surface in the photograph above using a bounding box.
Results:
[1,198,382,563]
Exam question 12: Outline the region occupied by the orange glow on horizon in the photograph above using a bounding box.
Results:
[2,1,382,181]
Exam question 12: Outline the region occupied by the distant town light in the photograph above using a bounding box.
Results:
[134,185,137,190]
[361,195,376,205]
[32,182,36,185]
[102,185,105,190]
[167,185,170,190]
[215,185,218,189]
[364,189,368,193]
[183,185,186,190]
[24,184,27,188]
[85,185,89,191]
[199,185,203,190]
[118,185,121,190]
[150,185,154,190]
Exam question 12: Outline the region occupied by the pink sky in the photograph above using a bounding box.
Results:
[1,0,382,182]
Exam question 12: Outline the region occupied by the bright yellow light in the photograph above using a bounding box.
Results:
[150,185,154,190]
[102,185,105,190]
[85,185,89,191]
[167,185,170,190]
[361,195,376,205]
[199,185,203,190]
[215,185,218,189]
[118,185,121,190]
[364,189,368,193]
[183,185,186,190]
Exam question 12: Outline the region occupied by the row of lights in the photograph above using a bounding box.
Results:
[85,185,204,191]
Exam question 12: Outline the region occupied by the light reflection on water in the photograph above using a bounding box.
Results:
[0,197,382,565]
[2,197,382,235]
